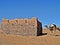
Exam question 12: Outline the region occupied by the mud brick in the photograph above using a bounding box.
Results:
[17,19,20,24]
[1,17,42,36]
[14,19,18,23]
[31,17,37,23]
[9,20,13,24]
[2,18,9,24]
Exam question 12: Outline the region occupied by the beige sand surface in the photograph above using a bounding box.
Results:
[0,30,60,45]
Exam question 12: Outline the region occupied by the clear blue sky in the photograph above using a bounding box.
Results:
[0,0,60,27]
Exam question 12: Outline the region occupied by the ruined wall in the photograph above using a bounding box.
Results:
[1,17,42,36]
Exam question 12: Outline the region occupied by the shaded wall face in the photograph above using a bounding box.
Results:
[37,21,42,36]
[1,18,42,36]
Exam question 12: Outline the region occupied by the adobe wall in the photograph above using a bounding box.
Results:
[1,17,42,36]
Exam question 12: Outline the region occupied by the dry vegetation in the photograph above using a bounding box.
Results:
[0,29,60,45]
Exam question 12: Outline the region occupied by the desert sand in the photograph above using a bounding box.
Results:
[0,30,60,45]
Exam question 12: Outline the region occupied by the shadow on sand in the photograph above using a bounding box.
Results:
[55,35,60,36]
[42,33,47,35]
[40,33,47,36]
[38,32,60,36]
[41,33,60,36]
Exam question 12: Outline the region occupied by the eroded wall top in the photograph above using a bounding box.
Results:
[2,17,38,26]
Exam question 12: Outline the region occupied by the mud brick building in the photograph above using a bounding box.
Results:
[1,17,42,36]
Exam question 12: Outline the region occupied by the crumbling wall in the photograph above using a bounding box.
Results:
[1,17,42,36]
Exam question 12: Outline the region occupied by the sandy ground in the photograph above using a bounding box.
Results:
[0,30,60,45]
